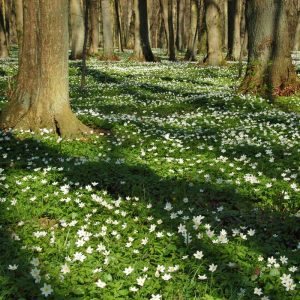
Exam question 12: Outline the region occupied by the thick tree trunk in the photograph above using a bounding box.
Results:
[0,1,9,58]
[0,0,89,137]
[240,0,299,98]
[70,0,85,60]
[88,0,99,55]
[101,0,114,57]
[133,0,155,61]
[204,0,223,65]
[227,0,243,60]
[184,0,197,61]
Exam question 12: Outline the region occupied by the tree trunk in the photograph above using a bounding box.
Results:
[70,0,85,60]
[160,0,169,52]
[294,14,300,50]
[227,0,243,60]
[167,0,176,60]
[0,0,89,137]
[133,0,155,61]
[13,0,23,56]
[101,0,114,57]
[115,0,123,52]
[176,0,184,50]
[204,0,223,65]
[184,0,198,61]
[239,0,299,98]
[0,1,9,58]
[88,0,99,55]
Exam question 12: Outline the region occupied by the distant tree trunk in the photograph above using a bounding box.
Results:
[70,0,85,59]
[0,1,9,58]
[133,0,155,61]
[115,0,123,52]
[204,0,223,65]
[13,0,23,55]
[160,0,169,52]
[240,0,299,98]
[88,0,99,55]
[101,0,114,57]
[223,0,228,51]
[167,0,176,60]
[294,14,300,50]
[176,0,184,50]
[227,0,243,60]
[0,0,89,137]
[184,0,197,61]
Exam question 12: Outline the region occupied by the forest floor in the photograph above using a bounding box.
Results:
[0,52,299,299]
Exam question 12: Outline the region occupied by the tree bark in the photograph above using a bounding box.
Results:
[184,0,198,61]
[101,0,114,57]
[88,0,99,55]
[204,0,223,65]
[114,0,123,52]
[0,0,89,137]
[294,14,300,50]
[133,0,155,61]
[176,0,184,50]
[14,0,23,56]
[240,0,299,98]
[227,0,243,60]
[0,1,9,58]
[167,0,176,60]
[70,0,85,60]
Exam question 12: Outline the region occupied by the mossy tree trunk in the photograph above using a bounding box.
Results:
[0,0,89,137]
[239,0,299,98]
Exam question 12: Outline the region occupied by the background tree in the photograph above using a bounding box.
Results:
[13,0,23,56]
[88,0,99,55]
[133,0,155,61]
[227,0,244,61]
[239,0,299,98]
[70,0,85,60]
[101,0,115,58]
[0,0,89,137]
[204,0,223,65]
[184,0,198,61]
[0,1,9,58]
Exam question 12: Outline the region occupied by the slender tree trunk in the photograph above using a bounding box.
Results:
[160,0,169,52]
[70,0,85,60]
[223,0,228,51]
[88,0,99,55]
[184,0,198,61]
[101,0,114,57]
[239,0,299,98]
[13,0,23,56]
[0,1,9,58]
[176,0,184,50]
[115,0,123,52]
[81,0,90,89]
[0,0,89,137]
[167,0,176,60]
[133,0,155,61]
[204,0,223,65]
[227,0,243,60]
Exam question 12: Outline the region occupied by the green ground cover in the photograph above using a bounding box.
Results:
[0,52,299,299]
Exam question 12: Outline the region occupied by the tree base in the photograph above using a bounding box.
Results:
[0,99,91,138]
